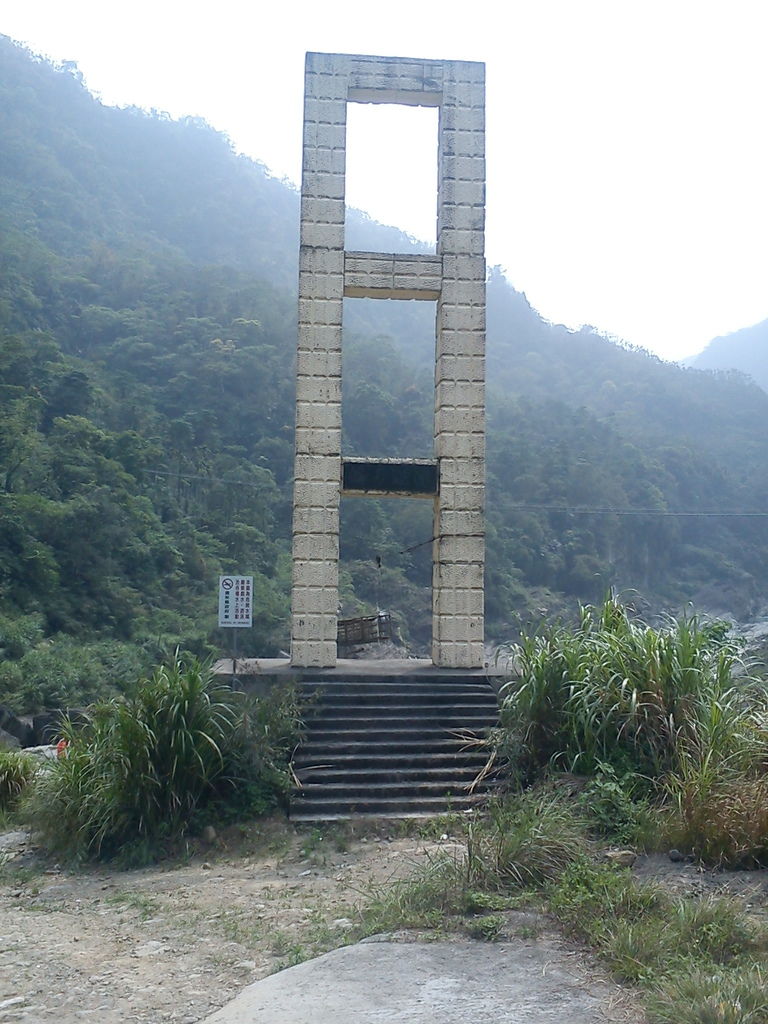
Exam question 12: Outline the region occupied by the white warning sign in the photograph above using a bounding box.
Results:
[218,575,253,628]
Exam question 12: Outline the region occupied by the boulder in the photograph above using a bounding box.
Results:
[0,705,35,747]
[0,726,21,749]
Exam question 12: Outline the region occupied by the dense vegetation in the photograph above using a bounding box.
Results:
[23,656,302,862]
[2,35,768,711]
[492,594,768,867]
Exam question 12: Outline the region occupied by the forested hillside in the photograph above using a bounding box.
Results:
[2,35,768,711]
[690,319,768,393]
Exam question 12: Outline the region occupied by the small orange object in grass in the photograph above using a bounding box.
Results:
[56,738,68,757]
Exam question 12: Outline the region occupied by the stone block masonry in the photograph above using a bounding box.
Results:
[291,52,486,669]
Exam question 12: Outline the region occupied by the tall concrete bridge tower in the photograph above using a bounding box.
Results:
[291,52,486,670]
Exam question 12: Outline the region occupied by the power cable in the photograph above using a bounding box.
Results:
[505,504,768,518]
[143,469,768,518]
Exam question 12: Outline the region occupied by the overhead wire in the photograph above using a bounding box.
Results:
[503,504,768,518]
[143,469,768,518]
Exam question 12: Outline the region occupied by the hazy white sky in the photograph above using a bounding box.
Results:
[3,0,767,360]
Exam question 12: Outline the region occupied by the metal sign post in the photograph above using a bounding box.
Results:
[218,575,253,684]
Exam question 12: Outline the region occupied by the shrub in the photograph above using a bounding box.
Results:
[28,656,302,861]
[0,613,45,661]
[577,761,655,846]
[493,595,757,786]
[0,750,37,811]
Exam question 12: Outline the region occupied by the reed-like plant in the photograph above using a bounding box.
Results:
[497,595,746,780]
[494,595,768,864]
[658,661,768,865]
[28,656,301,860]
[664,760,768,868]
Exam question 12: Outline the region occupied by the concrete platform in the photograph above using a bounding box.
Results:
[213,657,509,697]
[201,939,630,1024]
[214,657,502,677]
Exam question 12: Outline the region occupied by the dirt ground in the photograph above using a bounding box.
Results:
[1,819,434,1023]
[1,820,766,1024]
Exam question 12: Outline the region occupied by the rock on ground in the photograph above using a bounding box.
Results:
[202,939,630,1024]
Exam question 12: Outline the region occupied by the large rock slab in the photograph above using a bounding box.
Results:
[202,939,628,1024]
[0,705,34,747]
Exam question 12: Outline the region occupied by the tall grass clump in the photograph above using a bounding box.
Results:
[661,652,768,865]
[492,595,768,864]
[0,750,37,811]
[204,680,304,823]
[463,790,588,890]
[664,751,768,867]
[497,595,744,779]
[28,656,302,862]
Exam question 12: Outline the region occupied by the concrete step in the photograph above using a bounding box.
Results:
[296,779,486,798]
[301,682,498,699]
[304,728,490,746]
[290,793,487,818]
[300,674,494,686]
[297,737,487,756]
[307,700,499,716]
[294,750,488,768]
[298,735,488,754]
[295,765,485,784]
[306,713,494,730]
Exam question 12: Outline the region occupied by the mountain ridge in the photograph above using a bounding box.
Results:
[688,318,768,393]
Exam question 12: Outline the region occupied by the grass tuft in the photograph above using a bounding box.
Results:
[0,749,37,811]
[664,763,768,868]
[645,966,768,1024]
[464,791,588,890]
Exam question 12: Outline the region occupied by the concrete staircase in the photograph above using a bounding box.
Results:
[290,675,500,820]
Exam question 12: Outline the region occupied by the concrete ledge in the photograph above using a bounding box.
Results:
[213,657,502,678]
[213,658,506,697]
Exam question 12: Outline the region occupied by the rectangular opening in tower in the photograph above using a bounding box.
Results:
[339,495,434,653]
[342,297,435,460]
[344,103,438,253]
